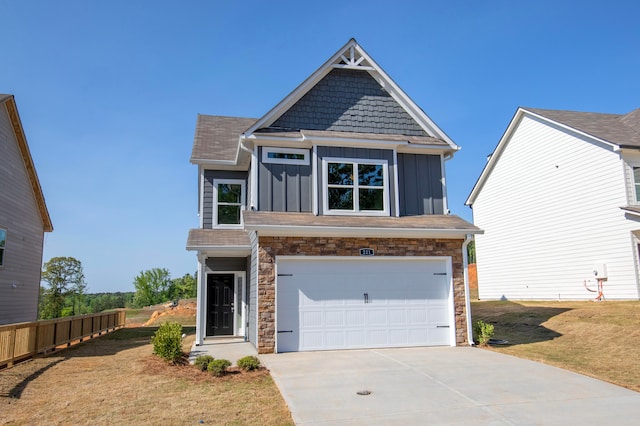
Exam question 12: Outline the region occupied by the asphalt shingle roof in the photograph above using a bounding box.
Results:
[526,107,640,148]
[185,228,250,249]
[243,211,480,232]
[190,115,256,165]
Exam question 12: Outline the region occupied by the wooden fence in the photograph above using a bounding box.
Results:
[0,310,126,369]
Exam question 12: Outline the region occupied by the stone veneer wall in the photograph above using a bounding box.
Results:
[256,236,468,353]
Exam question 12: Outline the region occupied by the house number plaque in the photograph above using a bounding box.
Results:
[359,248,375,256]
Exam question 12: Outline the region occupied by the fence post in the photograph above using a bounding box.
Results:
[8,325,17,368]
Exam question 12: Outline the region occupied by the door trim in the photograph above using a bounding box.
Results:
[205,271,246,338]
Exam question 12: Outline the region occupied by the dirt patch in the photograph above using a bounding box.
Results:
[143,301,196,326]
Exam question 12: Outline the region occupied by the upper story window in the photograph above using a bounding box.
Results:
[0,228,6,267]
[262,147,310,166]
[213,179,245,227]
[322,157,389,216]
[634,167,640,203]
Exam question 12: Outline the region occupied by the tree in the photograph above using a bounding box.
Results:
[170,272,197,299]
[132,268,172,307]
[40,257,85,319]
[467,240,476,264]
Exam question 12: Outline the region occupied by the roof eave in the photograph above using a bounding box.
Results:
[244,224,482,239]
[185,244,251,256]
[2,96,53,232]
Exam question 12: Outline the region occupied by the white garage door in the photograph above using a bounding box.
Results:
[276,257,453,352]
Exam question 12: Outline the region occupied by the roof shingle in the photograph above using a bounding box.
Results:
[190,115,256,165]
[525,107,640,148]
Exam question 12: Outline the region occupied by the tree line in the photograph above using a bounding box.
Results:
[39,257,196,320]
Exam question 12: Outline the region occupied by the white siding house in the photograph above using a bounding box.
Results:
[467,107,640,300]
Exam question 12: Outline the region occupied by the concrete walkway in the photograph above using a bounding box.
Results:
[260,346,640,425]
[189,337,257,365]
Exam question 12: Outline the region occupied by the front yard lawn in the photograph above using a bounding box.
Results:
[471,300,640,392]
[1,327,292,425]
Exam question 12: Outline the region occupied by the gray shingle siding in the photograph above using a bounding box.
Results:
[269,69,428,136]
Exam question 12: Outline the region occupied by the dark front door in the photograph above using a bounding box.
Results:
[207,274,234,336]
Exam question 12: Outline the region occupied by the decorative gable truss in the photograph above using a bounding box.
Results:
[244,38,458,151]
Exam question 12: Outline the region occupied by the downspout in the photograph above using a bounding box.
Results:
[462,234,474,346]
[239,136,258,210]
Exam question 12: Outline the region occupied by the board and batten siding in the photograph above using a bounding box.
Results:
[473,114,640,300]
[258,147,312,212]
[0,106,46,325]
[202,170,247,228]
[397,153,444,215]
[316,146,397,216]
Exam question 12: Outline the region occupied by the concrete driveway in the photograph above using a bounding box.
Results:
[260,347,640,425]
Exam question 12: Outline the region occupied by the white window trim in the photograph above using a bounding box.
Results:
[321,157,390,216]
[632,164,640,204]
[262,147,310,165]
[213,179,246,228]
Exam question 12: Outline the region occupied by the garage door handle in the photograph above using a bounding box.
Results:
[434,273,447,276]
[277,330,293,333]
[436,325,450,328]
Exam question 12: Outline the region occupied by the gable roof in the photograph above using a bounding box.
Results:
[190,115,257,167]
[244,38,458,151]
[526,107,640,148]
[466,106,640,206]
[0,94,53,232]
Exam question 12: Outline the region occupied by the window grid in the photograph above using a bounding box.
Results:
[323,158,388,216]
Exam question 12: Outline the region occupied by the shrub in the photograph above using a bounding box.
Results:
[237,355,260,371]
[473,320,495,346]
[151,321,183,362]
[194,355,214,371]
[207,359,231,377]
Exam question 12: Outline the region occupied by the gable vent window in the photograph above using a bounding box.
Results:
[322,158,389,216]
[213,179,245,227]
[0,228,6,267]
[262,147,309,165]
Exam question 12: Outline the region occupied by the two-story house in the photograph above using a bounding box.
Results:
[0,94,53,325]
[466,107,640,301]
[187,39,481,353]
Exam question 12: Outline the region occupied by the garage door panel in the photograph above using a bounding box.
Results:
[301,310,322,328]
[276,258,453,352]
[407,307,427,322]
[346,310,365,326]
[388,309,407,325]
[368,309,388,325]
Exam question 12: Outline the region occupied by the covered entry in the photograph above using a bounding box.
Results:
[276,257,454,352]
[202,270,246,339]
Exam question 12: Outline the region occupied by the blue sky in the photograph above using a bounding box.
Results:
[2,1,639,293]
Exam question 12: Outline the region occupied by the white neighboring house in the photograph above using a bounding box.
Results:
[466,107,640,300]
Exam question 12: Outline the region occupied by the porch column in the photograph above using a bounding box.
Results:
[195,254,206,345]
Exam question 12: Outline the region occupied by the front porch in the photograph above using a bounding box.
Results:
[189,337,257,366]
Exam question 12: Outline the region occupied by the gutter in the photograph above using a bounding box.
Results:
[462,234,475,346]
